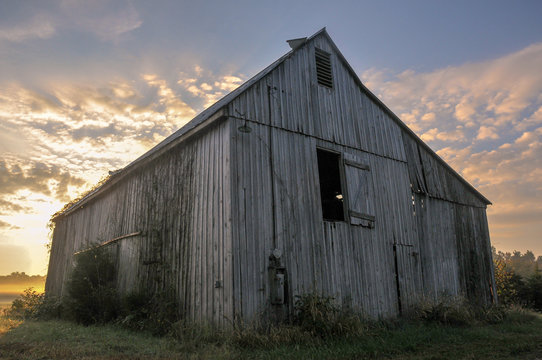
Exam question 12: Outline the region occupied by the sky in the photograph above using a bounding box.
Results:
[0,0,541,275]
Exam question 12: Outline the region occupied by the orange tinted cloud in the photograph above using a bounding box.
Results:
[177,66,246,108]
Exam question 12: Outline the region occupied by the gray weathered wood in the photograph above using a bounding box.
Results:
[46,29,495,326]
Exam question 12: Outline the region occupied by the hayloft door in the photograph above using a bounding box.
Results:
[343,153,375,228]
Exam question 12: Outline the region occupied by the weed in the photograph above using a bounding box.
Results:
[231,321,315,349]
[293,291,368,338]
[407,295,477,326]
[407,294,541,328]
[501,304,540,324]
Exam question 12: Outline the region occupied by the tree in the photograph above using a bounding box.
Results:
[493,257,523,305]
[523,272,542,311]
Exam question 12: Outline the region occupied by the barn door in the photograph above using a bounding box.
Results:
[343,153,375,228]
[393,242,420,314]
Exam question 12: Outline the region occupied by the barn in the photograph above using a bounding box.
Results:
[46,28,496,326]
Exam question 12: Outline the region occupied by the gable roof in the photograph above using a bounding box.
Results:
[53,28,490,221]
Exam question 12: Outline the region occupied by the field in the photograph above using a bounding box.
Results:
[1,312,541,359]
[0,278,45,308]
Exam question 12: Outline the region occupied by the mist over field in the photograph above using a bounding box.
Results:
[0,273,45,306]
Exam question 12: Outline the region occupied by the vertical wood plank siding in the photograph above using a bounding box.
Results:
[227,32,492,320]
[46,120,233,326]
[47,31,494,325]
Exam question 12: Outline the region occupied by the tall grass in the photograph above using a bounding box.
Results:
[2,287,541,359]
[406,294,540,326]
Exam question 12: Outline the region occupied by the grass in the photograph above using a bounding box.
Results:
[236,317,542,360]
[1,311,541,359]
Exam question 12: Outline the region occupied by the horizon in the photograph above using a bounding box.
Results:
[1,1,541,275]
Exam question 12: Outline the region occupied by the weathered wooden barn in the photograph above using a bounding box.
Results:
[46,29,496,326]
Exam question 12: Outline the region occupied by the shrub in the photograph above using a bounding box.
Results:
[120,288,179,335]
[64,246,120,325]
[4,288,44,319]
[62,245,182,332]
[3,288,62,320]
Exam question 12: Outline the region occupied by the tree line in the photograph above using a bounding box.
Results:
[0,272,46,285]
[492,248,542,311]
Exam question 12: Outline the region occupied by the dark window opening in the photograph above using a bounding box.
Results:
[315,48,333,88]
[317,148,345,221]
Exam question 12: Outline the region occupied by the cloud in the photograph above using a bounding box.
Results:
[477,126,499,140]
[0,77,198,157]
[0,220,21,230]
[0,199,32,216]
[143,74,197,119]
[0,122,31,155]
[516,106,542,132]
[0,159,85,202]
[362,42,542,144]
[440,128,542,188]
[421,128,465,142]
[421,112,435,123]
[0,1,141,44]
[111,81,136,99]
[59,0,142,40]
[177,67,245,108]
[0,14,56,42]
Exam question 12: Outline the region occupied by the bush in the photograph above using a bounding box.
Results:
[3,288,62,320]
[61,245,181,332]
[4,288,44,319]
[120,288,179,335]
[64,246,120,325]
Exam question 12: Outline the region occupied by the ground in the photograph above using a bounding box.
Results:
[1,312,542,360]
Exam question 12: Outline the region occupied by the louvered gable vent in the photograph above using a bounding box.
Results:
[315,48,333,88]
